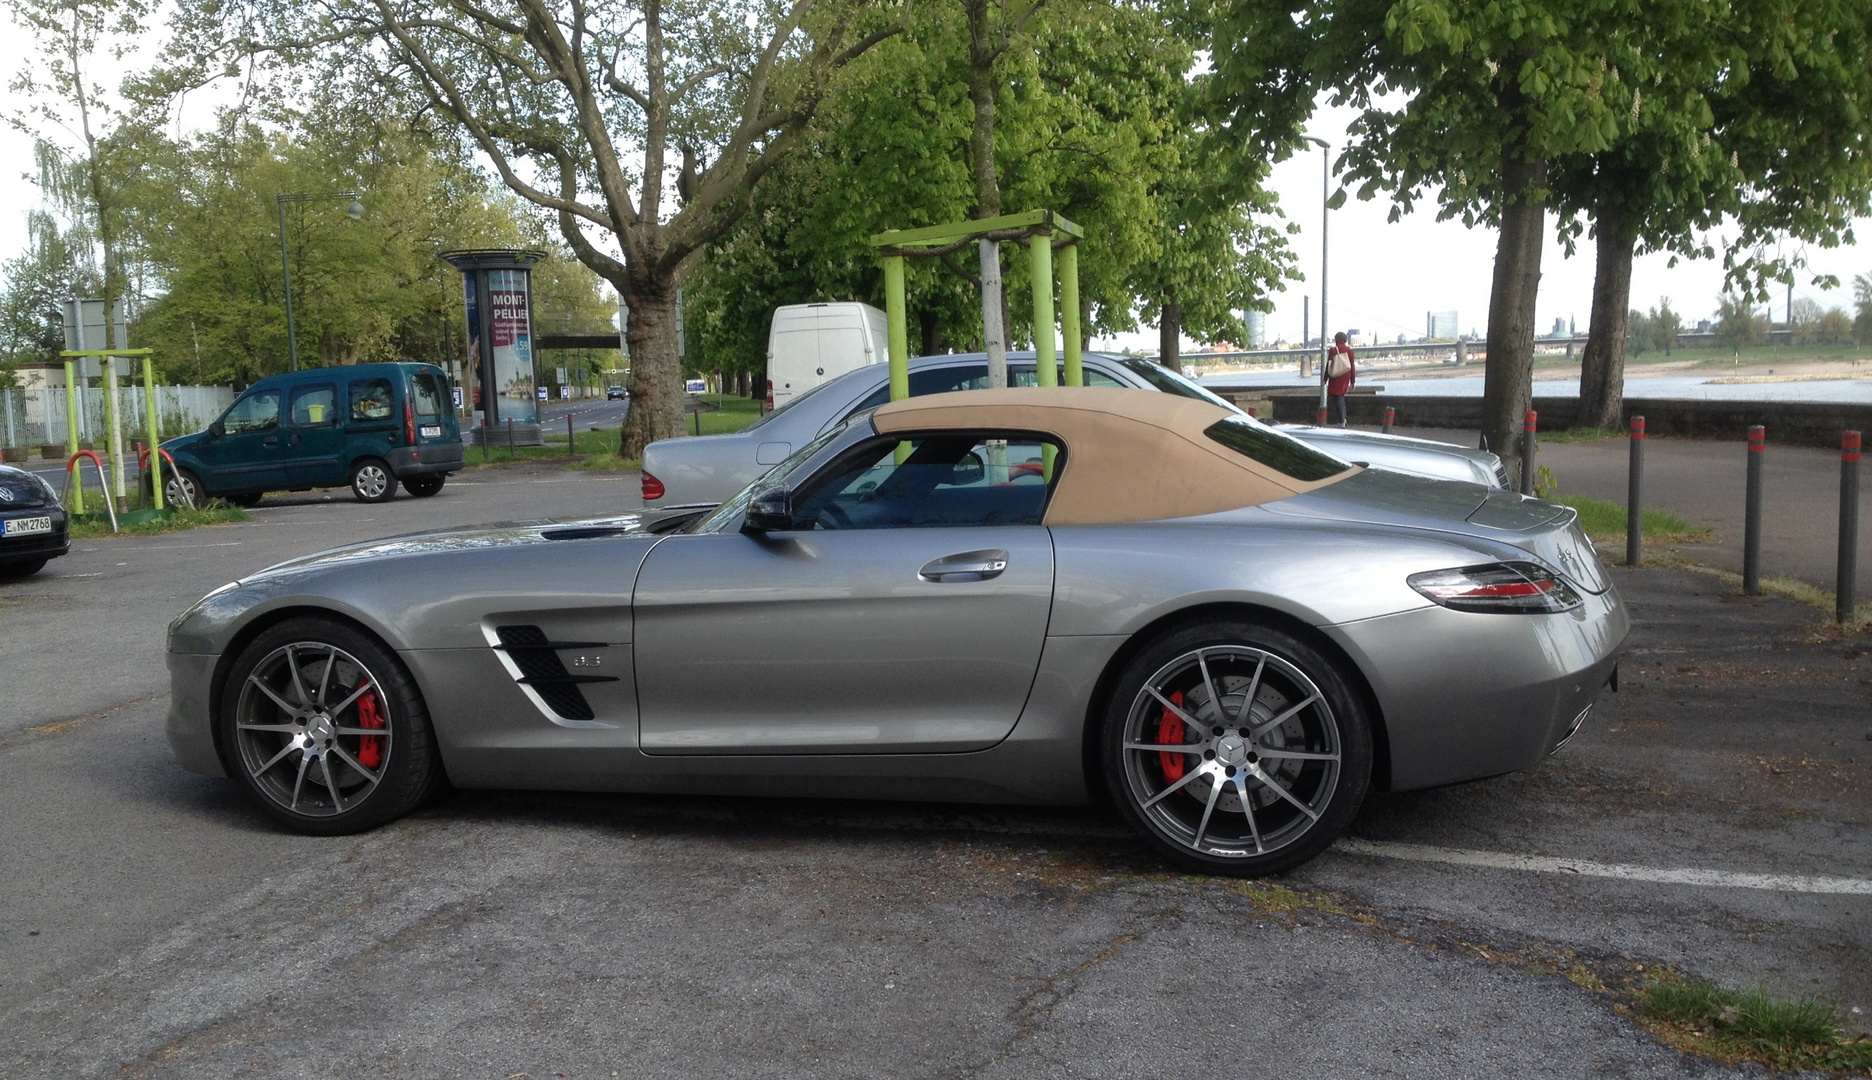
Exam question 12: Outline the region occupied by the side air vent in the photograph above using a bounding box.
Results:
[493,624,618,722]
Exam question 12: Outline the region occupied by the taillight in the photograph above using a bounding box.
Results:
[765,380,774,410]
[404,399,416,444]
[641,471,665,500]
[1407,561,1581,614]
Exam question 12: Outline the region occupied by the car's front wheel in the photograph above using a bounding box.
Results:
[0,558,47,579]
[349,459,398,503]
[1102,619,1372,877]
[162,468,204,510]
[218,617,442,835]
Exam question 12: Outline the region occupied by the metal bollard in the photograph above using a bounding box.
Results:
[1627,416,1644,568]
[1382,406,1395,434]
[567,414,574,450]
[1520,410,1537,495]
[507,417,515,460]
[1315,405,1328,426]
[1841,430,1860,623]
[1744,425,1764,595]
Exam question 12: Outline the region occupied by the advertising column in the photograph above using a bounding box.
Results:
[441,249,544,444]
[488,269,538,425]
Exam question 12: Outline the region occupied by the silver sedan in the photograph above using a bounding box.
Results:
[640,352,1506,506]
[166,388,1623,876]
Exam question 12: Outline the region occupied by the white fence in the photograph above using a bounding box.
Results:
[0,386,234,449]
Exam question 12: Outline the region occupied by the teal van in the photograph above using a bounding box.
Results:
[160,363,464,506]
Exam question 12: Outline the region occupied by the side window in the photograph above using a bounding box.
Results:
[412,373,446,419]
[221,390,281,435]
[1013,365,1125,388]
[790,433,1062,530]
[841,365,991,422]
[287,384,337,427]
[349,378,396,423]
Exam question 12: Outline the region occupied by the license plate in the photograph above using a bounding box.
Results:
[3,516,51,536]
[420,425,442,438]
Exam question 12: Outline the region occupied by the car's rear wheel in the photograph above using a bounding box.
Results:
[229,492,264,508]
[163,468,204,510]
[0,558,47,579]
[349,459,397,503]
[404,475,444,497]
[218,617,441,835]
[1102,619,1371,877]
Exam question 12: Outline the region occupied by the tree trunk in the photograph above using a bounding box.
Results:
[618,277,685,458]
[1481,111,1547,473]
[919,309,940,356]
[1160,296,1183,372]
[1578,194,1634,430]
[965,0,1007,388]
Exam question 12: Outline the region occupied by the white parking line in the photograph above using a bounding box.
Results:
[1335,838,1872,895]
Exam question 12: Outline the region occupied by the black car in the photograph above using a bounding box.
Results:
[0,464,70,579]
[606,385,628,400]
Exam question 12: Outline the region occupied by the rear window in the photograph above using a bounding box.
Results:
[413,373,447,419]
[1204,416,1349,481]
[1120,358,1242,412]
[350,378,395,423]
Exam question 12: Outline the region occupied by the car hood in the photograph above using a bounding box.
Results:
[237,507,699,585]
[0,467,54,509]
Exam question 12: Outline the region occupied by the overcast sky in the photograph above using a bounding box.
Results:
[4,28,1870,350]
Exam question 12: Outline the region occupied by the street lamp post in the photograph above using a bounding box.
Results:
[1303,136,1330,417]
[276,192,364,371]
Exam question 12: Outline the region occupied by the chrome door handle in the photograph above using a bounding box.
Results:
[919,549,1009,582]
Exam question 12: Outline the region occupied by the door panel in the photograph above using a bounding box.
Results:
[633,527,1055,754]
[284,382,346,486]
[197,388,285,492]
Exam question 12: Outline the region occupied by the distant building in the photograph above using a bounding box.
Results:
[1245,310,1267,348]
[1426,310,1458,339]
[1550,317,1568,337]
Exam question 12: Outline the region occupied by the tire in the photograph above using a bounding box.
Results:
[404,475,444,498]
[218,616,442,835]
[349,459,398,503]
[0,558,47,579]
[1101,619,1372,877]
[229,492,264,508]
[163,468,204,510]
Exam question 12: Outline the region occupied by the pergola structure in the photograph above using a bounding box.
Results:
[869,210,1085,401]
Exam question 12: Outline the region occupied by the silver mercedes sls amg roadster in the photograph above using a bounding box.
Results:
[167,388,1625,876]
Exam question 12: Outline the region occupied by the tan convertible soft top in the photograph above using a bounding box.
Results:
[871,387,1353,525]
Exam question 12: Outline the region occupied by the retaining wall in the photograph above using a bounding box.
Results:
[1216,390,1872,448]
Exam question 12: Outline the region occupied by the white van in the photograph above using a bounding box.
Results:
[766,302,890,409]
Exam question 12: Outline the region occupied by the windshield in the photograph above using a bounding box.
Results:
[1120,359,1243,413]
[691,423,849,533]
[743,377,843,433]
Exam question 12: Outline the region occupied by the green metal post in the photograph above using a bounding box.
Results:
[144,355,164,509]
[63,358,82,514]
[883,255,909,401]
[1059,242,1082,387]
[102,354,124,508]
[1029,234,1056,385]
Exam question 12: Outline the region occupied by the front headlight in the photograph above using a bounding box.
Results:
[1407,560,1582,614]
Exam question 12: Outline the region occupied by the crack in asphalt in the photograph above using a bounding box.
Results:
[0,691,167,751]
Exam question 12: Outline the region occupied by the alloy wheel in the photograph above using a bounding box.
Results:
[231,642,394,818]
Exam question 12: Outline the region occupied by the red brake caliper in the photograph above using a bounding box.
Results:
[1157,690,1187,783]
[354,679,385,768]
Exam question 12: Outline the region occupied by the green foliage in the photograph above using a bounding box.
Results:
[1715,295,1767,352]
[1637,976,1872,1074]
[0,212,84,376]
[1815,307,1852,346]
[69,502,249,539]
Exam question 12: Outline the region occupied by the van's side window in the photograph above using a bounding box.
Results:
[350,378,395,423]
[222,390,281,435]
[288,384,337,427]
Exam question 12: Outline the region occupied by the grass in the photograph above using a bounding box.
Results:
[1633,975,1872,1074]
[464,394,761,471]
[1552,493,1711,546]
[1647,552,1872,630]
[1535,426,1627,444]
[69,502,249,539]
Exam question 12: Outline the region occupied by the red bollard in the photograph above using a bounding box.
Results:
[1381,406,1395,434]
[1745,425,1765,595]
[1841,431,1860,623]
[1316,405,1328,426]
[1627,417,1645,567]
[1520,410,1538,495]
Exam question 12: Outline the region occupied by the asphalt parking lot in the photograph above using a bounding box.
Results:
[2,462,1867,1078]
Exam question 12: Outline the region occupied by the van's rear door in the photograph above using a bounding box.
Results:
[409,368,463,470]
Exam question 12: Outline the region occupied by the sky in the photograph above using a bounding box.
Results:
[3,29,1870,351]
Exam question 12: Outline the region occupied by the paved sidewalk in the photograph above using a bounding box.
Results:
[1390,425,1871,598]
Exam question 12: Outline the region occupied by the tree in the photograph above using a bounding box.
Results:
[164,0,907,455]
[1649,297,1681,356]
[1214,0,1628,471]
[1625,309,1652,357]
[1816,307,1852,346]
[0,212,84,382]
[1562,0,1872,427]
[1788,297,1823,345]
[1715,294,1765,352]
[1854,273,1872,346]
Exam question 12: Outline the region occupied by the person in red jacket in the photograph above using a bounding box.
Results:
[1325,331,1355,427]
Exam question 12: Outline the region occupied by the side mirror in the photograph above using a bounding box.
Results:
[208,420,225,438]
[742,484,792,533]
[951,451,985,486]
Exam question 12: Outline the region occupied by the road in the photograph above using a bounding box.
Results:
[1,466,1866,1078]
